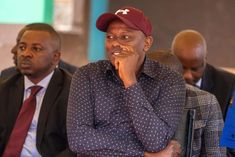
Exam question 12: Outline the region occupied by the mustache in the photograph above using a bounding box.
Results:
[19,58,32,64]
[110,47,122,54]
[110,47,129,56]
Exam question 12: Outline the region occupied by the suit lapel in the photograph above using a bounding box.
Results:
[201,64,214,92]
[36,69,63,146]
[7,76,24,131]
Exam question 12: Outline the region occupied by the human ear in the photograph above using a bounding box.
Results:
[143,36,153,52]
[52,51,61,65]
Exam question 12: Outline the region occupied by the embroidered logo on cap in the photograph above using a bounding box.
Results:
[115,9,130,15]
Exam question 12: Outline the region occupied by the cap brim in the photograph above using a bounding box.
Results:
[96,13,138,32]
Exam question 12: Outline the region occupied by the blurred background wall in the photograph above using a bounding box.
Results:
[0,0,235,73]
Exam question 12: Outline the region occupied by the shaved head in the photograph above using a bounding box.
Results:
[172,29,207,59]
[171,30,207,86]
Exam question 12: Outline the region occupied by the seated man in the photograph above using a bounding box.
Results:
[0,23,75,157]
[148,51,226,156]
[171,30,235,156]
[67,6,186,157]
[171,29,235,119]
[0,23,77,80]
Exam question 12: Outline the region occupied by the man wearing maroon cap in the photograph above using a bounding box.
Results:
[67,6,186,157]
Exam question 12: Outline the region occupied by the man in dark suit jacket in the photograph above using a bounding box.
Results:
[172,29,235,157]
[0,23,75,156]
[0,23,77,81]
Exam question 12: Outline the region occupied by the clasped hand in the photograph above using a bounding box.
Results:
[144,140,181,157]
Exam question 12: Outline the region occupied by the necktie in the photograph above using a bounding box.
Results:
[3,86,42,157]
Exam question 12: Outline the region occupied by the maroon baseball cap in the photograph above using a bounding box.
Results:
[96,6,152,36]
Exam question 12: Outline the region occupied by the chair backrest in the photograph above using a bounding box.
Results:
[173,109,196,157]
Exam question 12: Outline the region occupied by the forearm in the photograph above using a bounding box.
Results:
[124,80,185,152]
[125,91,169,151]
[68,125,125,153]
